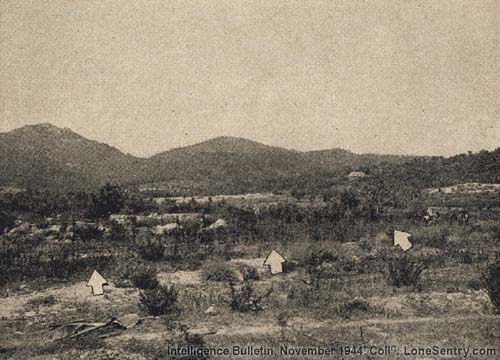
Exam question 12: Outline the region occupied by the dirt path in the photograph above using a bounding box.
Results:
[213,314,500,337]
[328,314,500,330]
[110,314,500,345]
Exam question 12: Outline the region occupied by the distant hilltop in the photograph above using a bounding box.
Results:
[0,124,498,193]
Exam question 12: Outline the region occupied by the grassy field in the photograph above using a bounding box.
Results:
[1,243,499,359]
[1,188,500,359]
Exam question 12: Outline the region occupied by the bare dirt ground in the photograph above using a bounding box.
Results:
[1,260,499,360]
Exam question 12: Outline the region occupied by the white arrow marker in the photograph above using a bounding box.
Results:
[394,230,413,251]
[264,250,287,275]
[87,270,108,296]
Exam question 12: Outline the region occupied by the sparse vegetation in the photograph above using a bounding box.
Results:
[387,255,427,288]
[0,126,499,358]
[240,265,259,281]
[115,262,159,290]
[26,295,57,308]
[228,279,271,312]
[202,261,238,283]
[0,209,14,233]
[336,298,370,319]
[139,284,179,316]
[485,259,500,313]
[87,183,127,219]
[305,249,338,289]
[136,237,165,261]
[132,264,159,290]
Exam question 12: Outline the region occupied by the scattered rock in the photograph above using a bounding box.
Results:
[205,306,217,315]
[207,218,227,230]
[382,299,404,317]
[117,313,140,328]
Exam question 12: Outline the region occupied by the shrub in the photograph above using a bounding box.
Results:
[485,260,500,313]
[114,261,131,288]
[26,295,57,308]
[467,277,483,291]
[458,249,474,264]
[387,255,426,288]
[304,249,338,289]
[73,224,101,241]
[228,279,271,312]
[108,222,129,242]
[132,264,159,290]
[359,236,373,252]
[87,183,127,219]
[139,284,179,316]
[115,262,159,289]
[304,249,338,270]
[337,256,364,273]
[0,210,15,233]
[336,298,370,319]
[413,227,450,249]
[182,333,210,360]
[136,237,164,261]
[241,266,259,281]
[202,261,237,283]
[170,248,206,270]
[340,189,360,210]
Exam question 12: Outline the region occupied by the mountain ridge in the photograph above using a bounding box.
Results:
[0,124,375,192]
[0,124,420,159]
[0,124,498,193]
[0,123,143,191]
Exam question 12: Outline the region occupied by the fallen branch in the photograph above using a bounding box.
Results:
[53,318,126,341]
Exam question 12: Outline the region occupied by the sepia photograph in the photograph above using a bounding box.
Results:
[0,0,499,359]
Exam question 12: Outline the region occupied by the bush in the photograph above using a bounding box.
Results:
[202,261,237,283]
[387,255,426,288]
[87,183,127,219]
[178,253,205,270]
[131,264,159,290]
[485,260,500,313]
[139,284,179,316]
[458,249,474,264]
[114,261,133,287]
[304,249,338,289]
[0,210,15,233]
[136,237,164,261]
[0,237,114,285]
[228,279,271,312]
[108,222,129,242]
[467,277,483,291]
[241,266,259,281]
[413,227,450,249]
[115,262,159,289]
[304,249,338,270]
[337,298,370,319]
[337,256,364,273]
[26,295,57,308]
[73,224,101,241]
[359,236,373,252]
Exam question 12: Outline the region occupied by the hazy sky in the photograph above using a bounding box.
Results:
[1,0,498,157]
